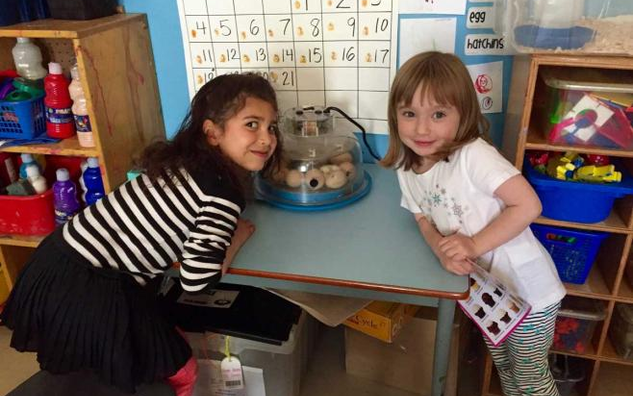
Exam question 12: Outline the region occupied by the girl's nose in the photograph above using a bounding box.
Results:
[415,118,430,136]
[257,127,273,146]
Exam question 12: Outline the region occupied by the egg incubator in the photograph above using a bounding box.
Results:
[255,106,372,210]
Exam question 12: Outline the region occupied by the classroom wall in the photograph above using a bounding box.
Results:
[120,0,633,149]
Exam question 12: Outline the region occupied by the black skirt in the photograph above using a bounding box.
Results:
[0,230,191,393]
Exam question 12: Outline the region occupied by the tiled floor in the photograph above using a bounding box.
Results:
[6,322,628,396]
[0,326,39,395]
[0,323,469,396]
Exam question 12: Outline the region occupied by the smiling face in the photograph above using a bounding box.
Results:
[396,85,461,164]
[205,96,279,172]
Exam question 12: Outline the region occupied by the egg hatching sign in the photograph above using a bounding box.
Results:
[177,0,400,134]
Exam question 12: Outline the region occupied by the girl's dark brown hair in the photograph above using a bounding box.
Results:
[380,51,489,171]
[137,73,283,191]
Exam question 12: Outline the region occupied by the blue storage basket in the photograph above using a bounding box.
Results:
[524,160,633,223]
[0,94,46,139]
[531,224,608,284]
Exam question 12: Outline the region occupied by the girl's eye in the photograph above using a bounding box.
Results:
[268,125,279,134]
[401,110,415,118]
[246,121,259,129]
[432,111,446,120]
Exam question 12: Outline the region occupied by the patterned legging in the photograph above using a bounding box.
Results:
[484,302,561,396]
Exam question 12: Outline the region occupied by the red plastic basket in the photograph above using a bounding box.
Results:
[0,188,55,235]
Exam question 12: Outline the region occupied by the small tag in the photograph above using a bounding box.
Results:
[220,356,244,390]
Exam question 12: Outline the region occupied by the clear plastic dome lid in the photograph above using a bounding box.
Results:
[281,106,335,137]
[256,106,370,209]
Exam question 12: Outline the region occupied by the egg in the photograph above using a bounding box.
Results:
[329,152,353,165]
[325,169,347,189]
[285,169,303,188]
[319,164,340,175]
[271,167,288,184]
[305,169,325,190]
[338,162,356,181]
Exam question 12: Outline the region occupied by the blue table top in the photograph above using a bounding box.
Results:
[224,164,469,301]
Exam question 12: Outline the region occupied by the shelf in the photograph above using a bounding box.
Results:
[0,135,99,157]
[487,370,502,396]
[617,275,633,302]
[534,212,631,235]
[601,338,633,367]
[593,362,633,396]
[0,14,143,39]
[550,345,599,361]
[0,234,45,248]
[533,54,633,71]
[565,266,613,301]
[525,127,633,159]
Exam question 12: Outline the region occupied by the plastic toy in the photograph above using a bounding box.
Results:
[584,154,610,166]
[574,165,622,183]
[561,95,613,142]
[546,152,584,180]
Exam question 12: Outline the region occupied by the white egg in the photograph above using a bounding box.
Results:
[285,169,303,188]
[271,167,288,184]
[325,169,347,189]
[305,169,325,190]
[319,164,340,174]
[339,162,356,181]
[330,152,353,165]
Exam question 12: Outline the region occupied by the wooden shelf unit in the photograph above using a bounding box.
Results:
[0,14,165,291]
[479,54,633,396]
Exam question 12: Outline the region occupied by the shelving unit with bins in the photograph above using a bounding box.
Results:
[0,14,165,292]
[480,54,633,396]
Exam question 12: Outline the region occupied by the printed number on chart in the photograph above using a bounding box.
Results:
[195,70,215,86]
[239,19,261,40]
[215,19,232,37]
[304,47,323,64]
[330,46,356,62]
[193,48,213,65]
[218,48,239,63]
[189,20,209,39]
[359,16,389,37]
[325,0,354,9]
[253,70,297,89]
[364,48,389,64]
[266,71,296,87]
[296,18,321,37]
[271,48,295,64]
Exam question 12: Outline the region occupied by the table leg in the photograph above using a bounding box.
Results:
[432,298,456,396]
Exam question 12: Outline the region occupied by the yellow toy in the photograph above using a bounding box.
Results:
[574,165,622,183]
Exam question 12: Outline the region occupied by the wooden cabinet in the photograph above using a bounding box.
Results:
[480,54,633,396]
[0,14,165,291]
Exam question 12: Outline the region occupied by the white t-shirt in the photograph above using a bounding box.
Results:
[397,138,565,312]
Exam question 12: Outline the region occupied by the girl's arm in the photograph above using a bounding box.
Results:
[221,218,255,275]
[415,214,474,275]
[437,174,541,260]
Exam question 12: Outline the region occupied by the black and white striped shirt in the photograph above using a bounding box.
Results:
[62,167,245,292]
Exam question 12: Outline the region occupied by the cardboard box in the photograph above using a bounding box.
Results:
[0,267,9,305]
[343,301,420,342]
[345,308,460,396]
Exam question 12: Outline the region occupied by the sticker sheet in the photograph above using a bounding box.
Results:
[459,264,532,346]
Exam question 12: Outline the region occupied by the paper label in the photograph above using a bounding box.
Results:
[221,356,244,390]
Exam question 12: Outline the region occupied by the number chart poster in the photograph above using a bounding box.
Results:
[177,0,399,135]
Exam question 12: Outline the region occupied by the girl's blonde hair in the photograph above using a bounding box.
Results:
[380,51,489,171]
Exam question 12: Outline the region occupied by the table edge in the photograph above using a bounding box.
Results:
[228,268,470,300]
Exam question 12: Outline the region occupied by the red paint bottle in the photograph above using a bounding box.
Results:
[44,62,75,139]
